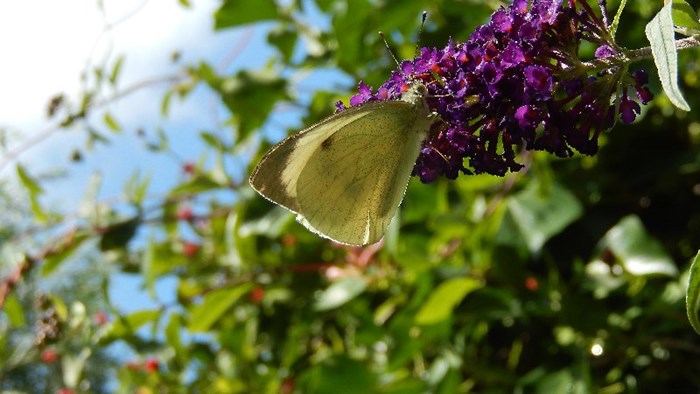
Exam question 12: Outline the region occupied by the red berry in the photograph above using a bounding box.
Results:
[182,241,199,257]
[281,234,297,247]
[250,286,265,304]
[182,161,195,175]
[41,349,58,363]
[93,311,109,325]
[176,205,194,221]
[281,377,294,394]
[56,389,76,394]
[524,276,539,291]
[144,358,159,373]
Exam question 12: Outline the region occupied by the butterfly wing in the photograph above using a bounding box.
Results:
[249,103,382,213]
[295,101,431,245]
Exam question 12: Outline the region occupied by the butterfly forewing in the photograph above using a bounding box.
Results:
[249,105,379,213]
[296,101,428,245]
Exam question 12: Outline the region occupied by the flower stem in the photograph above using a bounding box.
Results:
[580,34,700,71]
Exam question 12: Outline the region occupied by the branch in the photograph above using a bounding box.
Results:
[580,34,700,71]
[0,74,183,174]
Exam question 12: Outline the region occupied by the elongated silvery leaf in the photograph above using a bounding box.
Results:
[645,2,691,111]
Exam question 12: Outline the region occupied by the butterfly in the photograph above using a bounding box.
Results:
[249,79,437,246]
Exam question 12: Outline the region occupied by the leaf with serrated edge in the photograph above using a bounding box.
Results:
[645,2,691,111]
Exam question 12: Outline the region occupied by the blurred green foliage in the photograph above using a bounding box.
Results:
[1,0,700,393]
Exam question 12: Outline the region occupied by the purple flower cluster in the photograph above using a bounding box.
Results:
[339,0,653,182]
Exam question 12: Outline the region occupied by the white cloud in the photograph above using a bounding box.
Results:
[0,1,101,126]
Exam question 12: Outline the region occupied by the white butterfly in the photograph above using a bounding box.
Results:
[249,80,437,245]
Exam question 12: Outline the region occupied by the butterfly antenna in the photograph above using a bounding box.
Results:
[379,11,428,78]
[414,11,428,59]
[378,31,402,69]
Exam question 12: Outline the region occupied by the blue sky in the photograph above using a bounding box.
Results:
[0,1,260,313]
[0,0,350,355]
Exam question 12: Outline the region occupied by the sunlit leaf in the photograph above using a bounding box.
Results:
[170,174,222,195]
[503,181,583,253]
[108,55,125,85]
[415,277,482,325]
[4,294,26,327]
[103,112,121,132]
[62,348,91,388]
[314,278,367,311]
[101,309,161,342]
[672,0,700,31]
[645,2,691,111]
[124,171,150,205]
[602,215,677,277]
[188,284,254,332]
[42,232,90,276]
[200,131,228,151]
[16,163,46,222]
[610,0,628,38]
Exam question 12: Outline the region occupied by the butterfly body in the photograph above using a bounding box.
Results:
[250,81,436,245]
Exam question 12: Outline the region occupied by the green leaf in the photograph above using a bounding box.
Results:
[166,312,185,356]
[214,0,278,29]
[161,89,173,116]
[99,217,139,251]
[645,2,691,111]
[268,25,298,63]
[209,69,289,141]
[672,0,700,31]
[62,347,91,389]
[146,127,169,151]
[602,215,678,277]
[686,250,700,335]
[16,163,42,194]
[124,171,150,205]
[4,294,26,327]
[103,112,121,132]
[610,0,628,38]
[143,240,186,297]
[16,163,46,221]
[300,355,376,394]
[188,283,254,332]
[199,131,228,151]
[503,181,583,253]
[109,55,125,85]
[42,232,90,276]
[314,278,367,311]
[415,277,482,325]
[101,309,161,342]
[332,0,371,72]
[170,174,222,195]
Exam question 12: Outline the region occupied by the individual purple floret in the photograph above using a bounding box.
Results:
[339,0,654,182]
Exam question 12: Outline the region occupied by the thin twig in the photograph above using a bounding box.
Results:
[0,75,183,174]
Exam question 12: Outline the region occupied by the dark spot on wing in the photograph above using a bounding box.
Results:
[321,135,334,150]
